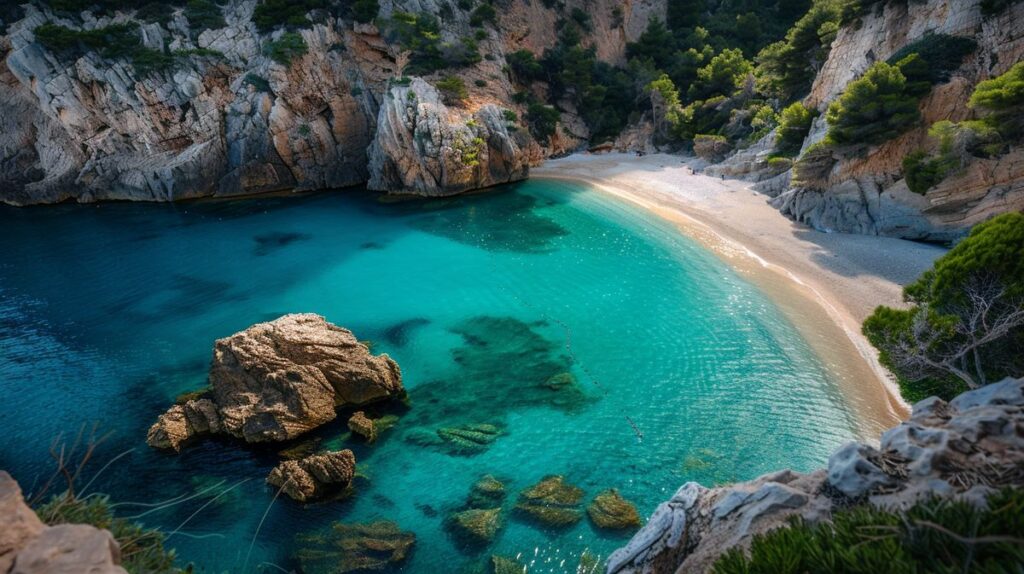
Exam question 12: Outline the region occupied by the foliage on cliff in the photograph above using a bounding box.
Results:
[711,488,1024,574]
[864,212,1024,401]
[36,493,185,573]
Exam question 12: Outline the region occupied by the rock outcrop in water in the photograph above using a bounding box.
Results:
[0,472,126,574]
[147,313,404,450]
[296,520,416,574]
[607,377,1024,573]
[267,449,356,502]
[514,475,585,527]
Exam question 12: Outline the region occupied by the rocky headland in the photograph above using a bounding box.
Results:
[607,376,1024,573]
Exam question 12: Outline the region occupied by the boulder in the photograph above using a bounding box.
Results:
[587,489,641,530]
[446,507,503,545]
[608,377,1024,573]
[296,520,415,574]
[515,475,584,527]
[405,423,503,455]
[0,472,126,574]
[468,475,506,509]
[148,314,404,450]
[266,450,356,502]
[347,411,376,442]
[491,555,527,574]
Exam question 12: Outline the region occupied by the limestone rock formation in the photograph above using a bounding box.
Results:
[587,489,642,530]
[467,474,506,509]
[404,422,503,455]
[0,472,126,574]
[607,377,1024,573]
[0,0,663,205]
[776,0,1024,240]
[147,313,403,450]
[367,78,530,196]
[446,507,503,545]
[514,475,584,527]
[267,449,356,502]
[296,520,415,574]
[347,411,377,442]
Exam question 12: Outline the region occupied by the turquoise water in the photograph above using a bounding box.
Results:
[0,179,859,573]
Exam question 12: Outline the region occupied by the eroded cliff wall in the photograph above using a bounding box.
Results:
[0,0,664,205]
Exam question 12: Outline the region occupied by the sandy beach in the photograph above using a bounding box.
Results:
[534,152,948,438]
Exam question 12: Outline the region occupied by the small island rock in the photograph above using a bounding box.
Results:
[147,314,404,450]
[347,411,377,442]
[447,507,503,545]
[515,475,584,526]
[587,489,641,530]
[267,450,356,502]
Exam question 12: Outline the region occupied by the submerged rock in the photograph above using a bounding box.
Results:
[347,411,377,442]
[491,555,527,574]
[296,520,415,574]
[405,423,503,455]
[147,314,404,450]
[267,450,356,503]
[277,437,324,461]
[515,475,584,527]
[588,489,641,530]
[446,507,503,545]
[607,377,1024,573]
[468,475,507,509]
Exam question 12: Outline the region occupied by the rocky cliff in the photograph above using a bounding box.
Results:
[0,0,663,205]
[712,0,1024,242]
[607,377,1024,573]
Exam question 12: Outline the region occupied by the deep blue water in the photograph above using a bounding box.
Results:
[0,179,859,573]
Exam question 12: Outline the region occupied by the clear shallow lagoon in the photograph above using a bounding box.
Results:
[0,179,859,573]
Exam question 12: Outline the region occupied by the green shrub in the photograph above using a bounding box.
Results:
[36,494,183,573]
[469,3,496,27]
[507,49,542,83]
[527,102,560,143]
[264,32,307,65]
[902,150,947,195]
[131,47,176,74]
[253,0,325,32]
[34,23,141,60]
[136,2,176,24]
[351,0,378,23]
[980,0,1023,15]
[886,33,977,87]
[381,12,481,74]
[184,0,225,31]
[435,75,468,103]
[502,109,518,123]
[766,156,792,171]
[244,73,272,92]
[864,212,1024,400]
[969,61,1024,140]
[792,140,836,186]
[690,48,752,100]
[454,133,486,167]
[712,488,1024,574]
[693,133,731,161]
[754,0,843,102]
[775,101,817,156]
[825,61,920,146]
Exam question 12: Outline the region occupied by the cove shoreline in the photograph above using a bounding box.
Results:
[534,152,947,439]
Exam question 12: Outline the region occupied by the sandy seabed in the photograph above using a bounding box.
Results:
[535,152,948,439]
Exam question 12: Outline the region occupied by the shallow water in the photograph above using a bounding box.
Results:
[0,179,860,573]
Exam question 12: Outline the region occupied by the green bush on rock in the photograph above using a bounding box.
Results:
[264,32,308,65]
[712,488,1024,574]
[863,212,1024,401]
[775,101,818,156]
[825,61,920,146]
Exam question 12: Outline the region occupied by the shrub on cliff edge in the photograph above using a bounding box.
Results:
[863,212,1024,401]
[712,488,1024,573]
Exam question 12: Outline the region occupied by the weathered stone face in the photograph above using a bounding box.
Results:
[147,313,404,450]
[266,449,357,502]
[608,377,1024,574]
[0,472,127,574]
